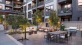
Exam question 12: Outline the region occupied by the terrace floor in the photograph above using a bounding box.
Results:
[0,31,23,45]
[12,31,82,45]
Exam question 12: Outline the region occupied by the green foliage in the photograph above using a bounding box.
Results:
[49,11,59,29]
[33,9,42,25]
[6,15,15,25]
[60,24,65,31]
[19,18,30,25]
[6,15,20,29]
[6,15,30,29]
[0,15,4,23]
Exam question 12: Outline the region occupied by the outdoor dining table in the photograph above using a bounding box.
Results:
[49,31,67,35]
[48,31,67,42]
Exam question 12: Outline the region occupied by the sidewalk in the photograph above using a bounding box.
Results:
[0,31,23,45]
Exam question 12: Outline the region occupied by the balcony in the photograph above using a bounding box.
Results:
[5,9,12,11]
[58,0,66,3]
[58,8,72,16]
[37,1,44,7]
[5,3,13,7]
[14,5,21,8]
[13,10,24,14]
[14,1,23,4]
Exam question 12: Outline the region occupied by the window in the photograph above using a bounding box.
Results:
[64,4,71,8]
[24,0,26,2]
[0,5,3,9]
[45,5,54,16]
[17,0,20,1]
[28,11,32,18]
[46,5,54,10]
[28,4,31,10]
[6,1,11,4]
[5,7,11,10]
[78,0,82,6]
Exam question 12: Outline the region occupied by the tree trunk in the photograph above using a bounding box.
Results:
[25,27,27,39]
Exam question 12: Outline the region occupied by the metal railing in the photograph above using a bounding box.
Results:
[14,5,21,8]
[58,8,72,14]
[58,0,66,3]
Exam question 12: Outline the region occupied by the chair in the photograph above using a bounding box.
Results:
[44,33,52,41]
[59,33,68,43]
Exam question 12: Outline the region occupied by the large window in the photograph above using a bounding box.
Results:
[28,11,32,18]
[78,0,82,6]
[0,5,3,10]
[45,5,54,16]
[5,7,11,10]
[6,1,11,4]
[64,4,71,8]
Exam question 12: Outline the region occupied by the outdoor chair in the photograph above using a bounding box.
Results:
[34,31,37,34]
[44,33,52,41]
[29,31,33,35]
[59,33,69,43]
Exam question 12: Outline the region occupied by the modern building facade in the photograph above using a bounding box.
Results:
[57,0,82,21]
[0,0,23,29]
[23,0,57,24]
[0,0,23,16]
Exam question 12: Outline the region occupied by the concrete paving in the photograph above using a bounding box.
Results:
[12,32,82,45]
[0,31,23,45]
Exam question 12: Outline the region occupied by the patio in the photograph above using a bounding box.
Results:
[12,31,82,45]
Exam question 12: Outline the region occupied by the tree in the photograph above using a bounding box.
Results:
[6,15,30,39]
[18,16,30,40]
[0,15,4,23]
[48,11,59,30]
[18,18,30,31]
[6,15,19,30]
[33,9,42,27]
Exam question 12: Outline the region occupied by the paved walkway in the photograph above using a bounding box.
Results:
[12,32,82,45]
[0,31,23,45]
[10,32,82,45]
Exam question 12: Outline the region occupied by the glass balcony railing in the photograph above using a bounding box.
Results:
[58,8,72,15]
[13,10,24,14]
[37,1,44,6]
[14,5,21,8]
[58,0,66,3]
[5,9,12,11]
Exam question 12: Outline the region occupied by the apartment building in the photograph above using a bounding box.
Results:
[57,0,82,21]
[0,0,23,16]
[23,0,57,24]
